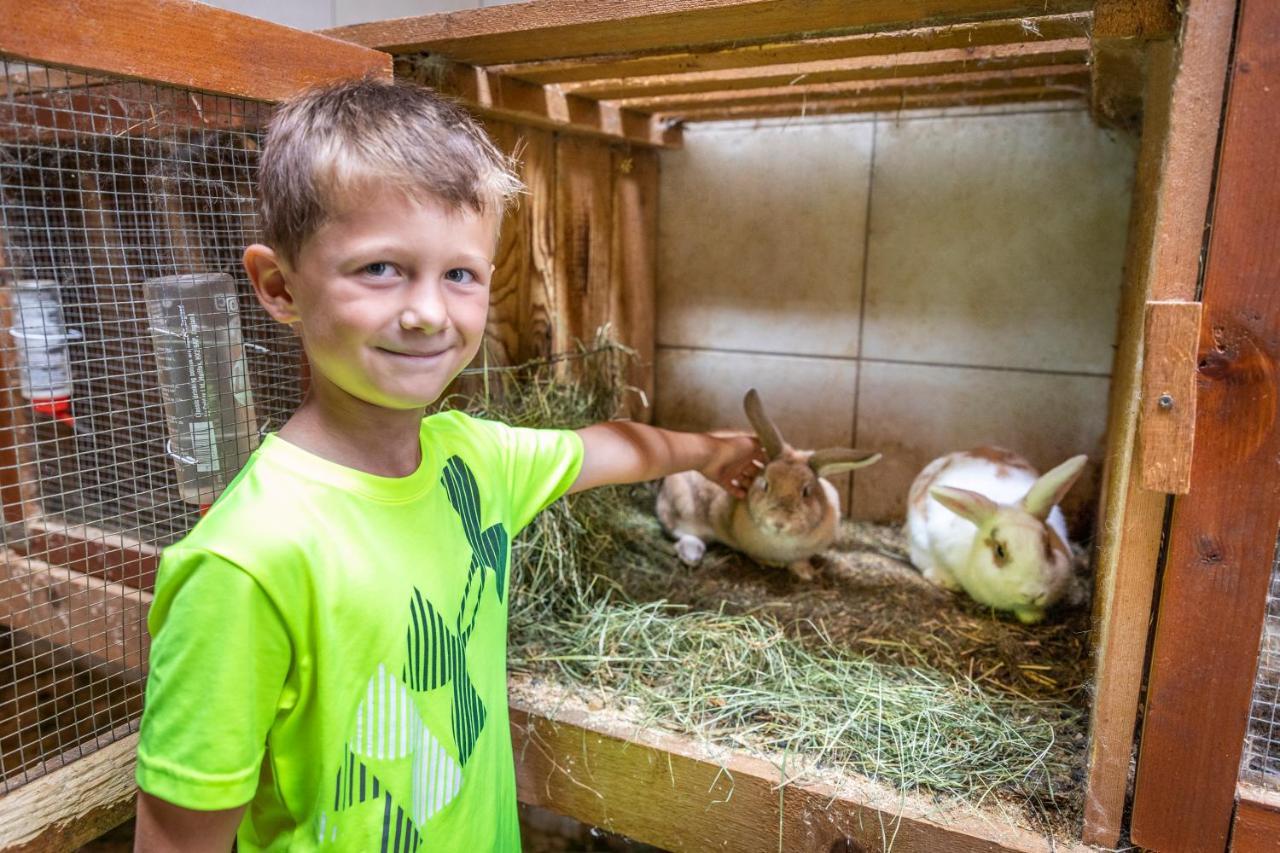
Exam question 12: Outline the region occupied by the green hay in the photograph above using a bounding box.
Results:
[440,339,1086,826]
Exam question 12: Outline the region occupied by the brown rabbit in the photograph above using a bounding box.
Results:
[656,389,881,580]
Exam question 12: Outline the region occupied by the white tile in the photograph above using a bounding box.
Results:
[851,360,1110,533]
[655,347,860,511]
[862,109,1137,374]
[657,120,873,359]
[334,0,478,26]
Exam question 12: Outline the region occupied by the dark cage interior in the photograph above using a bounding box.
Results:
[0,58,302,789]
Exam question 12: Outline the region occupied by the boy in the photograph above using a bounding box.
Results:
[133,78,762,852]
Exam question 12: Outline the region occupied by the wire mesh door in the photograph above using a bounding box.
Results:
[1241,534,1280,790]
[0,56,304,791]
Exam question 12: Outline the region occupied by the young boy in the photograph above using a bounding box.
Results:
[132,78,762,852]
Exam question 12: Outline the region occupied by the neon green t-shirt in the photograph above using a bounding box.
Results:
[136,410,584,852]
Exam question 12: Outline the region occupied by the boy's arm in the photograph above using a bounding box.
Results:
[569,422,764,496]
[133,790,245,853]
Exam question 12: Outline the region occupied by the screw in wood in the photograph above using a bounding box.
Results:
[1158,394,1174,409]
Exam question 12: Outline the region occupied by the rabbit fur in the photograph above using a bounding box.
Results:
[905,447,1087,624]
[657,389,881,581]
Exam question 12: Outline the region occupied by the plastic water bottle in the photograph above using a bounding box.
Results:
[143,273,260,507]
[9,279,81,429]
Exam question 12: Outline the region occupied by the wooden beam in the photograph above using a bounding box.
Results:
[1139,300,1203,493]
[12,517,161,591]
[636,65,1089,115]
[1090,0,1184,129]
[324,0,1094,65]
[398,57,680,149]
[1081,0,1239,839]
[1130,0,1280,846]
[0,0,390,102]
[560,39,1088,101]
[509,693,1092,853]
[1233,784,1280,853]
[0,727,137,851]
[492,13,1093,85]
[0,550,151,676]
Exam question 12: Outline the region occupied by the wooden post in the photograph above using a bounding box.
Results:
[1130,0,1280,847]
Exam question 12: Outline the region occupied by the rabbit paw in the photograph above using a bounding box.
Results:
[922,564,962,592]
[1014,606,1046,625]
[675,535,707,566]
[787,559,817,582]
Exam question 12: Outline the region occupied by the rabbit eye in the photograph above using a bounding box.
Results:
[802,484,812,498]
[994,543,1007,561]
[759,479,769,493]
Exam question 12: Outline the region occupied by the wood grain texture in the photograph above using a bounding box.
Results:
[560,39,1088,100]
[325,0,1093,65]
[1090,0,1183,128]
[0,728,137,851]
[553,136,615,357]
[0,550,152,676]
[509,695,1092,853]
[493,13,1093,85]
[0,0,390,102]
[1140,300,1202,493]
[1233,785,1280,852]
[609,148,658,423]
[1081,0,1237,834]
[1130,0,1280,847]
[11,517,161,592]
[524,129,558,364]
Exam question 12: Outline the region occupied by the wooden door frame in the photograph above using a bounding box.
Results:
[1129,0,1280,848]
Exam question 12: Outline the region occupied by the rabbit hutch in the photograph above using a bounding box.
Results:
[0,0,1278,850]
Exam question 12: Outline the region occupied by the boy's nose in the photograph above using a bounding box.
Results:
[399,280,448,332]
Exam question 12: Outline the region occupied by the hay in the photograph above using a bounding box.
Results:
[440,339,1090,827]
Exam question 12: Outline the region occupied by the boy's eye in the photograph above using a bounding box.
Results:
[362,262,398,278]
[444,268,477,285]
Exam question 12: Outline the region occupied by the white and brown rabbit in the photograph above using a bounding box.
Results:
[905,447,1087,624]
[657,389,881,581]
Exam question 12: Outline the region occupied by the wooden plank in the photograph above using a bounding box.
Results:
[12,517,161,592]
[627,64,1089,114]
[665,86,1082,122]
[492,13,1093,85]
[609,148,658,423]
[1081,0,1239,835]
[0,0,389,102]
[0,727,137,852]
[553,136,615,358]
[1130,0,1280,847]
[1139,300,1202,493]
[398,57,679,150]
[509,694,1093,853]
[1233,784,1280,852]
[324,0,1094,65]
[0,550,151,676]
[561,39,1089,100]
[1091,0,1184,129]
[482,121,533,370]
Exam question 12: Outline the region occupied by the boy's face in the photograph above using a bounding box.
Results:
[277,189,497,412]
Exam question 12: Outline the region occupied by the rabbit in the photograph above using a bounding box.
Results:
[905,447,1088,624]
[656,388,881,581]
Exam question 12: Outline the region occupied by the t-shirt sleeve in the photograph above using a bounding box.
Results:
[491,423,585,532]
[136,547,292,810]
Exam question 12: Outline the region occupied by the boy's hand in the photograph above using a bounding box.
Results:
[699,431,767,499]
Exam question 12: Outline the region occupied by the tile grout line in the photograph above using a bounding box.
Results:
[655,344,1114,380]
[849,115,878,517]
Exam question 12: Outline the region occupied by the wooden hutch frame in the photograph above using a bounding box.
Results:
[1,1,1277,851]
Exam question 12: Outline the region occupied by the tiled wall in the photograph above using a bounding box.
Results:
[655,107,1138,533]
[199,0,520,30]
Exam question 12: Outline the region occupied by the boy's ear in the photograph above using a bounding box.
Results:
[243,244,299,324]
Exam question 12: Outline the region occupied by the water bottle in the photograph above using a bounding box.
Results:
[9,279,82,428]
[143,273,260,507]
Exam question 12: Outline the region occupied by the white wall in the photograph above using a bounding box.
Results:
[654,106,1138,530]
[196,0,522,31]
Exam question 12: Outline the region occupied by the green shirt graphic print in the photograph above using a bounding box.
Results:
[136,411,584,852]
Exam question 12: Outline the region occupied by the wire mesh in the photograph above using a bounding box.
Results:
[0,56,302,791]
[1241,532,1280,789]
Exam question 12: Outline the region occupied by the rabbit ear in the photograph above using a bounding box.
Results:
[743,388,784,459]
[1021,455,1088,521]
[809,448,882,477]
[930,486,998,526]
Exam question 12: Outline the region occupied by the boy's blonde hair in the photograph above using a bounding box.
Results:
[258,77,522,263]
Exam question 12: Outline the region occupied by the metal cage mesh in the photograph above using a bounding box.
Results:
[1241,532,1280,789]
[0,57,302,790]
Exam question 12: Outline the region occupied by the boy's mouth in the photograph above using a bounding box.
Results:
[376,346,451,360]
